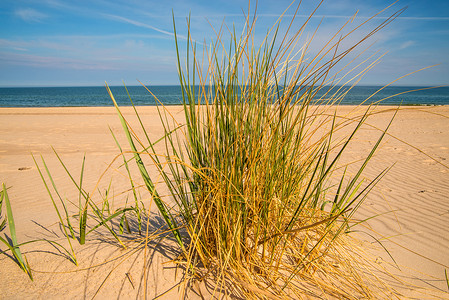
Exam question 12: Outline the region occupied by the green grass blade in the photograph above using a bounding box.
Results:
[85,198,127,248]
[1,184,33,279]
[39,155,76,239]
[106,84,184,249]
[78,154,86,227]
[0,190,7,231]
[0,235,32,280]
[14,238,77,264]
[0,218,6,232]
[79,197,88,245]
[87,207,134,235]
[3,184,23,259]
[109,128,142,234]
[445,269,449,292]
[32,155,78,264]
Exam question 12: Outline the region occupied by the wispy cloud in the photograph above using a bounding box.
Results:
[103,14,188,40]
[0,39,32,52]
[0,34,175,71]
[0,51,118,70]
[399,40,415,50]
[104,14,174,37]
[15,8,48,23]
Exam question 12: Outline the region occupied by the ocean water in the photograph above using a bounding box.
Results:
[0,85,448,107]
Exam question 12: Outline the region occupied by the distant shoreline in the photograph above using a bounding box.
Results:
[1,84,447,88]
[0,104,448,109]
[1,85,449,107]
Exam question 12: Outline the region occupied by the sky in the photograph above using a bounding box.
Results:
[0,0,448,87]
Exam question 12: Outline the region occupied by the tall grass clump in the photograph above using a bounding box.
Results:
[107,2,405,298]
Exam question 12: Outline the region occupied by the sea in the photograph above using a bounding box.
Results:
[0,85,448,107]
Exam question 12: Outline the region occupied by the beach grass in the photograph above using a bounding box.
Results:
[102,2,406,298]
[1,0,448,298]
[9,1,436,298]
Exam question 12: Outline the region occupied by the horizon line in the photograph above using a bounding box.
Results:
[1,83,448,88]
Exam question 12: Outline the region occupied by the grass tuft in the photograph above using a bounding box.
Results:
[105,2,406,298]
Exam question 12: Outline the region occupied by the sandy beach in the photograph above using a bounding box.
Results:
[0,105,448,299]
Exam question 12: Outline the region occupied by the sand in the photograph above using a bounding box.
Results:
[0,105,448,299]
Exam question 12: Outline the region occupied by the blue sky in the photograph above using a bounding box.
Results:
[0,0,448,87]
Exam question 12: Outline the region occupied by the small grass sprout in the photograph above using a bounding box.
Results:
[0,183,33,280]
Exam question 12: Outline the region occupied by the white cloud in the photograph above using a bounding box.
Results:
[15,8,48,23]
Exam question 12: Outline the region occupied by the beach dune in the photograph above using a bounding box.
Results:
[0,105,448,298]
